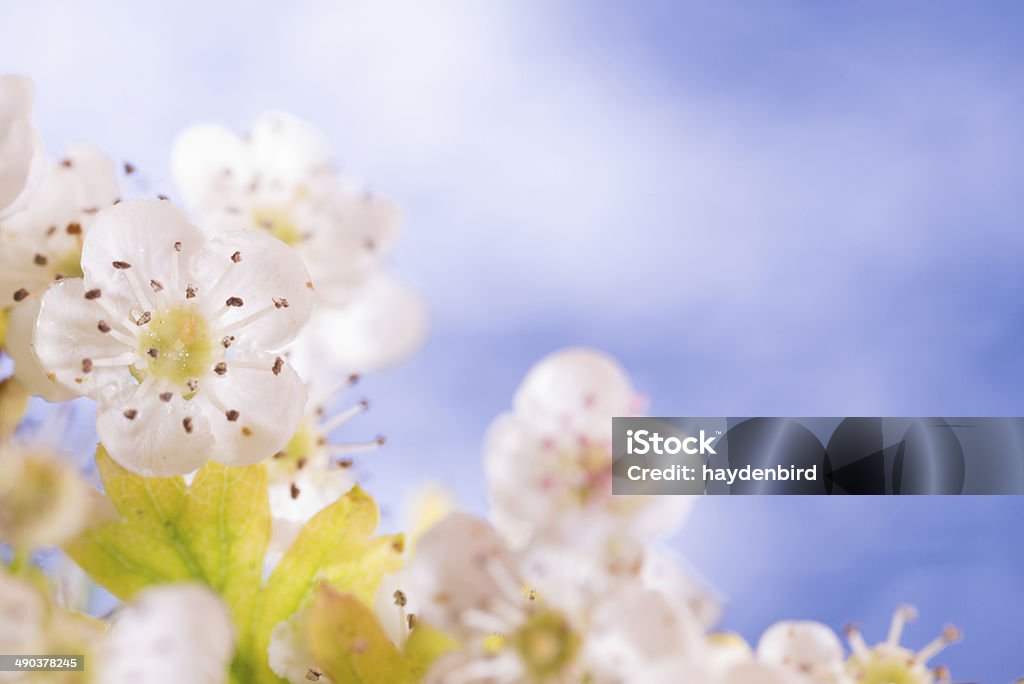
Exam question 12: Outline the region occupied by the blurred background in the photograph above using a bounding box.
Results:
[3,1,1023,680]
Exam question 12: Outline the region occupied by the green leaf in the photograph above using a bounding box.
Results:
[306,585,412,684]
[243,486,394,683]
[63,447,269,627]
[403,625,458,681]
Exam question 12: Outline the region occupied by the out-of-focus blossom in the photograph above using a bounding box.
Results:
[172,111,426,375]
[484,347,691,565]
[0,445,103,550]
[845,605,959,684]
[0,75,44,220]
[265,375,383,565]
[756,621,848,683]
[268,613,332,684]
[97,584,235,684]
[0,144,120,401]
[405,513,708,684]
[31,199,313,476]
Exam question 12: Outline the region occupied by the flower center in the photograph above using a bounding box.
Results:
[138,307,214,385]
[513,609,580,679]
[52,249,84,280]
[267,417,320,480]
[252,206,302,246]
[849,657,922,684]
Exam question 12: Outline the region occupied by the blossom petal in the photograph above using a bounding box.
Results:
[81,199,206,311]
[756,621,846,679]
[98,584,235,684]
[191,229,314,351]
[202,351,307,466]
[5,297,75,402]
[32,279,134,397]
[288,275,427,376]
[249,111,332,186]
[171,123,250,209]
[96,384,213,477]
[410,513,517,636]
[0,75,45,219]
[513,347,637,437]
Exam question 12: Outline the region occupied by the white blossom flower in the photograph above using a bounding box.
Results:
[268,613,333,684]
[97,584,235,684]
[756,620,849,683]
[1,144,120,401]
[265,374,384,566]
[484,347,691,565]
[844,606,959,684]
[171,111,426,374]
[0,75,45,220]
[404,513,708,684]
[0,571,47,668]
[0,443,103,550]
[30,199,314,476]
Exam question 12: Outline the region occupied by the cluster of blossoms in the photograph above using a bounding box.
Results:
[0,74,964,684]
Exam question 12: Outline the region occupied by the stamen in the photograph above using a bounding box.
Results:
[66,222,82,235]
[148,348,159,358]
[407,614,417,630]
[119,266,155,313]
[182,417,194,434]
[888,604,917,646]
[915,626,961,664]
[12,288,28,302]
[306,670,321,682]
[81,359,93,373]
[225,296,244,307]
[91,353,136,368]
[33,254,47,266]
[112,261,132,269]
[225,410,240,422]
[393,590,408,645]
[273,297,289,309]
[186,284,198,299]
[319,400,369,434]
[84,288,101,300]
[272,357,284,375]
[221,335,235,348]
[844,624,869,659]
[135,311,152,326]
[213,362,228,376]
[215,304,276,336]
[159,392,173,402]
[150,279,164,293]
[97,320,111,333]
[290,483,300,499]
[328,437,386,457]
[231,251,242,263]
[123,409,138,420]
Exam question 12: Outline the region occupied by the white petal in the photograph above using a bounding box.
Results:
[249,111,332,186]
[410,513,518,635]
[0,571,46,653]
[32,279,134,397]
[514,347,637,438]
[757,621,846,679]
[202,351,307,466]
[289,275,427,376]
[81,199,206,310]
[0,234,53,303]
[171,123,250,209]
[98,584,234,684]
[191,229,314,351]
[96,384,213,477]
[0,75,45,219]
[6,297,75,401]
[722,661,798,684]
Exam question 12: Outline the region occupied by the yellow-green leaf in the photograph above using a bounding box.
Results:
[403,625,458,680]
[0,376,30,440]
[320,533,405,606]
[306,585,412,684]
[244,485,380,682]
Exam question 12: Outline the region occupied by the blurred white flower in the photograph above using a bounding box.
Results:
[0,572,47,667]
[0,75,45,220]
[756,620,848,683]
[0,444,102,550]
[31,199,313,476]
[484,347,691,565]
[97,584,235,684]
[1,144,120,401]
[265,374,384,566]
[172,111,426,375]
[268,613,333,684]
[845,605,959,684]
[405,513,708,684]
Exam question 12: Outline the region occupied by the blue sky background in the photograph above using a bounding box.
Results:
[2,1,1023,680]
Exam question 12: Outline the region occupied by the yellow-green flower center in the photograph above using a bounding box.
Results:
[849,656,924,684]
[252,206,302,246]
[513,609,580,679]
[52,250,84,280]
[267,417,320,480]
[138,307,214,384]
